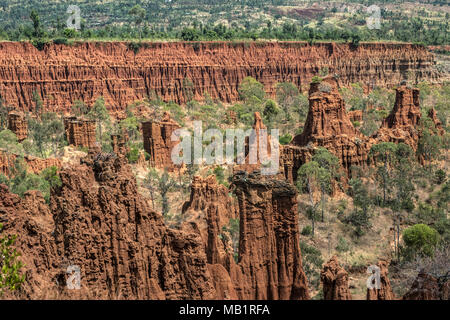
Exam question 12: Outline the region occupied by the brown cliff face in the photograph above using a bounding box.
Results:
[142,112,180,171]
[232,171,310,300]
[49,153,216,299]
[366,260,395,300]
[182,175,237,266]
[372,85,424,152]
[0,185,63,299]
[320,256,352,300]
[2,153,219,299]
[0,149,61,175]
[7,111,28,141]
[403,272,450,300]
[348,110,363,123]
[64,116,97,149]
[290,76,370,174]
[111,128,129,156]
[0,41,440,113]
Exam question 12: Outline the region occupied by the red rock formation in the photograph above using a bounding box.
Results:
[0,149,61,176]
[111,128,129,156]
[403,271,450,300]
[231,171,310,300]
[348,110,363,123]
[64,116,97,149]
[0,185,59,298]
[182,175,237,266]
[320,256,352,300]
[0,41,440,113]
[48,153,217,299]
[366,260,395,300]
[373,85,422,149]
[142,112,180,171]
[23,155,61,174]
[291,76,370,173]
[7,111,28,141]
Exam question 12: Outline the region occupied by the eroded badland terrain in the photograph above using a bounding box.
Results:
[0,40,448,300]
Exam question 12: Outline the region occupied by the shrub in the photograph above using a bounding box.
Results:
[311,76,322,84]
[301,225,312,236]
[336,236,350,252]
[0,223,25,295]
[279,133,292,145]
[402,224,440,259]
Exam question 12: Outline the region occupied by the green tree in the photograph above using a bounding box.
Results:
[28,112,65,157]
[311,148,341,222]
[238,77,265,102]
[275,82,300,120]
[71,100,89,117]
[0,130,24,156]
[263,99,279,125]
[30,9,41,38]
[370,142,397,204]
[128,5,146,38]
[0,223,25,295]
[402,224,440,259]
[345,177,372,237]
[32,90,43,116]
[87,97,111,148]
[297,161,329,235]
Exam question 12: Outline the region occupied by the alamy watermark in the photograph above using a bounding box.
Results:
[171,121,280,175]
[66,5,81,31]
[366,265,381,290]
[66,264,81,290]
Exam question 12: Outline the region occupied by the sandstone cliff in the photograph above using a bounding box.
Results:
[320,256,352,300]
[231,171,310,300]
[366,260,395,300]
[142,112,180,171]
[403,271,450,300]
[0,41,440,113]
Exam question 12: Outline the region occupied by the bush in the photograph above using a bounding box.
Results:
[0,223,25,295]
[311,76,322,84]
[301,225,312,236]
[402,224,440,259]
[127,145,140,163]
[434,169,446,184]
[300,241,323,290]
[336,236,350,253]
[279,133,292,145]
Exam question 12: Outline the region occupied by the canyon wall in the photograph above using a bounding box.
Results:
[0,41,441,115]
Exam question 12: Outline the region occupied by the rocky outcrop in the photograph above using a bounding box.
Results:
[7,111,28,141]
[348,110,363,123]
[290,76,370,174]
[0,149,61,176]
[320,256,352,300]
[142,112,180,171]
[0,185,59,299]
[49,153,216,299]
[373,85,422,149]
[0,41,440,113]
[231,171,310,300]
[366,260,395,300]
[64,116,97,149]
[111,128,129,156]
[182,175,237,266]
[2,153,219,299]
[23,155,61,174]
[403,271,450,300]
